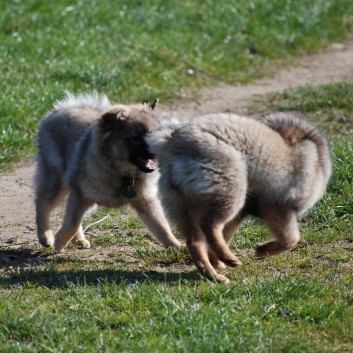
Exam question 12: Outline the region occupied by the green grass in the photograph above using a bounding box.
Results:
[1,82,353,352]
[1,1,353,351]
[0,272,351,352]
[250,81,353,137]
[1,0,353,168]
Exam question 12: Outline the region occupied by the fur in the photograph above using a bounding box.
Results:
[148,112,331,284]
[34,92,181,252]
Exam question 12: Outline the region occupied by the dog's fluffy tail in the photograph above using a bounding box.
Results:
[147,119,187,155]
[262,112,332,182]
[262,112,323,146]
[53,90,111,112]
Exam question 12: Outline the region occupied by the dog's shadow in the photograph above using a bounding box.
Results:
[0,248,200,288]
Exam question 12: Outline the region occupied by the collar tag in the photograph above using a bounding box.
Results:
[123,177,136,198]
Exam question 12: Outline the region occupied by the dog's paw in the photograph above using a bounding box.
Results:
[214,261,227,270]
[74,238,91,249]
[223,256,242,267]
[174,240,183,249]
[77,239,91,249]
[54,241,65,253]
[163,239,183,249]
[38,231,54,248]
[214,273,230,285]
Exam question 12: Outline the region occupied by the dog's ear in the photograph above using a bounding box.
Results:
[100,111,126,130]
[150,99,159,112]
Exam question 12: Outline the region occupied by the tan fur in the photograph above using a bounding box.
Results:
[34,92,181,252]
[148,112,331,284]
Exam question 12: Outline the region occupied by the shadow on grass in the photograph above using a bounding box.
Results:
[0,248,200,287]
[0,247,48,266]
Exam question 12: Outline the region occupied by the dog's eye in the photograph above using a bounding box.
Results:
[129,135,142,144]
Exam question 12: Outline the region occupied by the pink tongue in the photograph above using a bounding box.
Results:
[138,157,156,170]
[145,159,156,170]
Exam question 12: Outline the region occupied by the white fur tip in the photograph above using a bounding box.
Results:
[154,118,187,132]
[54,90,111,111]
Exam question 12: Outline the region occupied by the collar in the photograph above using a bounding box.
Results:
[122,176,137,198]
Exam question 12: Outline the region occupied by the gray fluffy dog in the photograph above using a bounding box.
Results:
[148,113,331,284]
[34,92,181,252]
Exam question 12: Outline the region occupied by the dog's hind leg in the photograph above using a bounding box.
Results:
[186,226,231,285]
[223,214,245,244]
[200,221,242,269]
[35,180,68,248]
[208,214,244,270]
[255,208,300,258]
[35,197,56,247]
[207,248,226,270]
[170,207,230,283]
[197,196,243,269]
[54,190,93,252]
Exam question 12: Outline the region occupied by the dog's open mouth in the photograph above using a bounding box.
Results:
[134,156,156,173]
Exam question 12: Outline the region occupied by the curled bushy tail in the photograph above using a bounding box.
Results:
[262,112,321,145]
[262,112,332,183]
[53,90,111,112]
[147,119,187,155]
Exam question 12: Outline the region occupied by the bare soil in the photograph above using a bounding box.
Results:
[1,41,353,266]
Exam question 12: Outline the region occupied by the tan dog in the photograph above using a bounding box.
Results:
[34,92,181,252]
[148,113,331,284]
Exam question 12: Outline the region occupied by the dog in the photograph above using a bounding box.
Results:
[147,112,332,284]
[34,91,181,252]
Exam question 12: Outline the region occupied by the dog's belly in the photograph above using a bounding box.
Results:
[96,198,126,208]
[82,186,126,209]
[242,195,262,218]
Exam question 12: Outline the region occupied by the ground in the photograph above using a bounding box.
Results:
[1,41,353,266]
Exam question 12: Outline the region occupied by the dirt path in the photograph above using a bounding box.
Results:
[1,41,353,251]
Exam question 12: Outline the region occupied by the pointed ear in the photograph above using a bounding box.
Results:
[150,99,159,111]
[100,111,126,130]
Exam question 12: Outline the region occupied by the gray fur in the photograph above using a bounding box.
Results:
[148,112,331,283]
[34,91,181,252]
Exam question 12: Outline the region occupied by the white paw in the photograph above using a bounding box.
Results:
[215,261,227,270]
[39,230,54,248]
[74,238,91,249]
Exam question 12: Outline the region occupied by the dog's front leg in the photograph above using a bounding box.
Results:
[129,197,182,249]
[54,190,93,253]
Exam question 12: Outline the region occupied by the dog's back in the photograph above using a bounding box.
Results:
[148,112,332,283]
[36,92,111,175]
[150,113,331,216]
